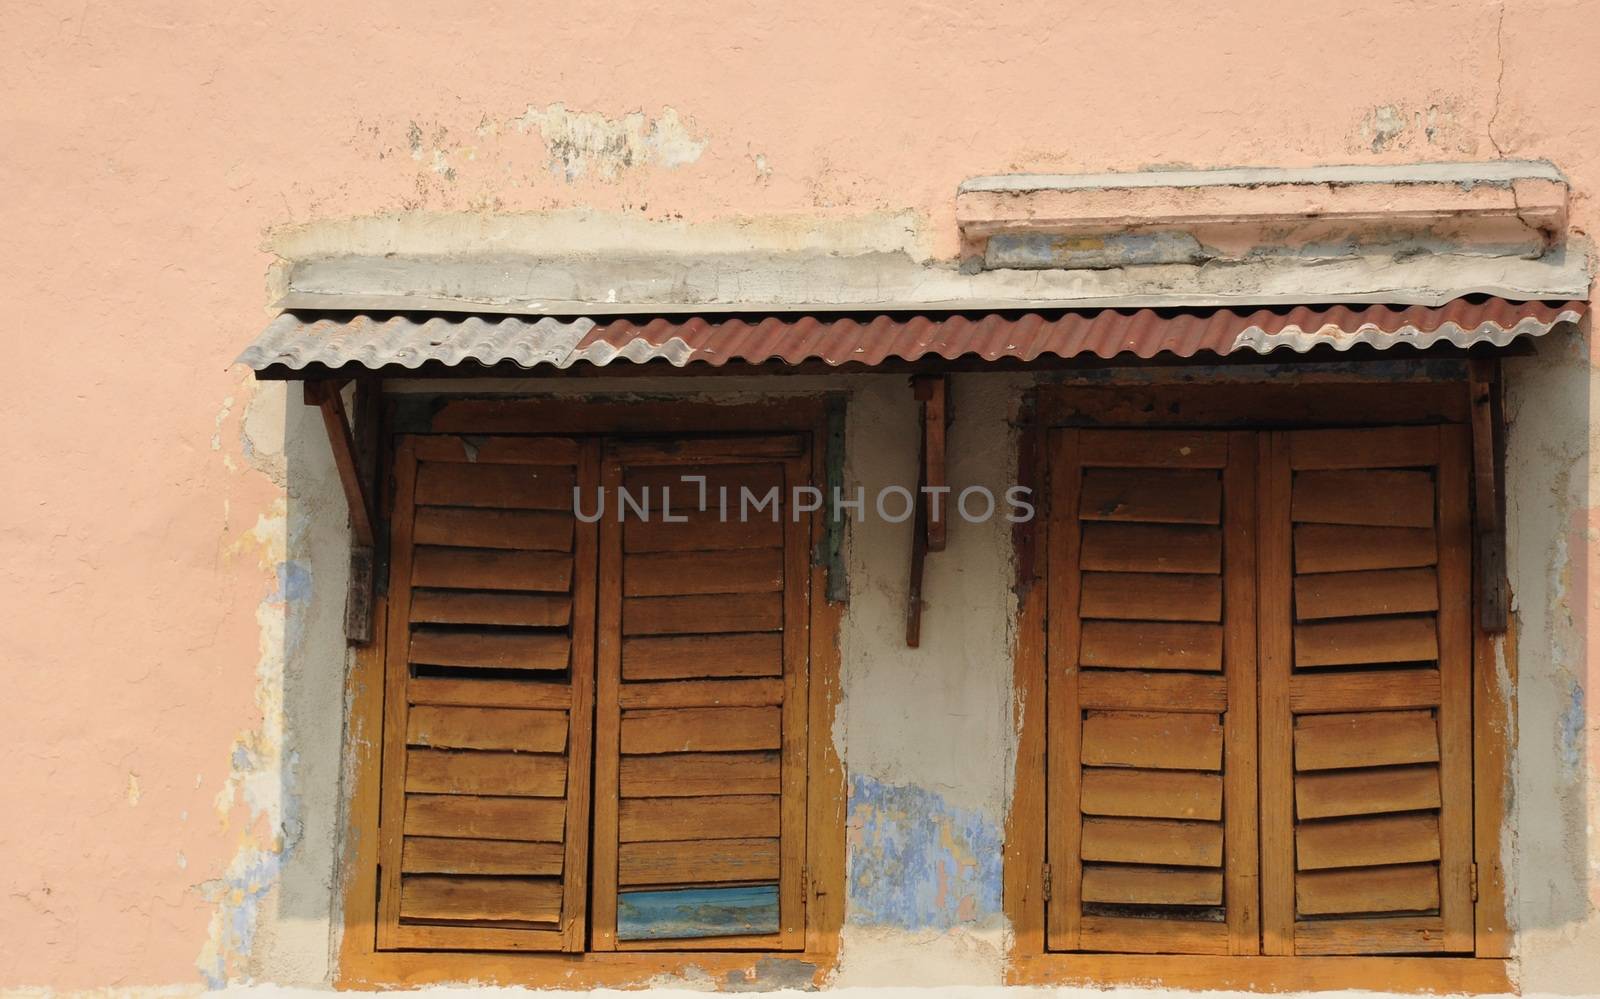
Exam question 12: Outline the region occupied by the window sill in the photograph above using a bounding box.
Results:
[338,948,837,991]
[1006,954,1512,994]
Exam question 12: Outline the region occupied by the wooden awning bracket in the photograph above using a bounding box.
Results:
[304,380,379,643]
[907,375,950,646]
[1468,359,1508,633]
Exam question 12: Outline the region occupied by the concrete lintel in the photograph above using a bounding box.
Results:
[956,161,1570,272]
[958,160,1568,195]
[278,247,1591,318]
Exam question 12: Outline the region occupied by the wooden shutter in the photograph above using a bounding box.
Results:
[376,436,597,951]
[1258,426,1474,955]
[591,436,811,951]
[1045,430,1259,955]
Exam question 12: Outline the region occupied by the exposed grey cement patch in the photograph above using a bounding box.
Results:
[276,247,1589,317]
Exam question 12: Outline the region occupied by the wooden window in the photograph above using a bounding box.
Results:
[1046,430,1258,955]
[1258,427,1474,956]
[358,429,832,969]
[378,436,599,951]
[1027,422,1500,983]
[591,437,812,950]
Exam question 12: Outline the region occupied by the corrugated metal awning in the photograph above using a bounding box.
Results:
[237,298,1586,375]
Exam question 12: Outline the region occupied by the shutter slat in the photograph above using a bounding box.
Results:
[1290,470,1434,528]
[1294,568,1440,620]
[1293,711,1439,771]
[1296,813,1442,870]
[621,706,782,754]
[402,837,565,875]
[1295,765,1441,820]
[1077,670,1228,713]
[618,838,781,887]
[622,634,783,680]
[618,795,781,842]
[623,593,784,635]
[624,548,784,597]
[1080,572,1222,622]
[1081,712,1224,770]
[411,547,573,592]
[400,875,563,924]
[1080,769,1222,820]
[406,705,568,753]
[619,678,785,709]
[619,752,782,797]
[1082,865,1224,906]
[408,629,570,671]
[1079,469,1222,524]
[1293,524,1438,573]
[1288,669,1441,713]
[407,677,572,710]
[1080,818,1223,868]
[1296,864,1440,916]
[404,794,567,842]
[405,749,567,797]
[1293,616,1439,667]
[415,462,575,510]
[413,507,574,551]
[1080,523,1222,574]
[410,591,571,628]
[1079,621,1224,671]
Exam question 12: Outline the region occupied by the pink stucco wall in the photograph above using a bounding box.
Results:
[4,0,1599,988]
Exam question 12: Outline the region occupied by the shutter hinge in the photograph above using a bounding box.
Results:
[1042,863,1052,902]
[1470,863,1479,902]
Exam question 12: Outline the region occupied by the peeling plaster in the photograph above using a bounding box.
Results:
[511,104,707,182]
[1353,99,1472,154]
[197,502,304,988]
[846,776,1002,930]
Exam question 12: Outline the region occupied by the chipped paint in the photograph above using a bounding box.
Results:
[845,776,1002,930]
[512,104,706,182]
[985,230,1206,270]
[196,502,308,988]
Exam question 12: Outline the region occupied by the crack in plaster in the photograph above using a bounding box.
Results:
[1489,0,1510,156]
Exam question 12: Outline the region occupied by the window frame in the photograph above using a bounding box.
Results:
[1005,380,1513,993]
[335,396,846,989]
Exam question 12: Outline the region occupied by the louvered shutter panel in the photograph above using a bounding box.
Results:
[1045,430,1259,955]
[376,436,597,951]
[1258,426,1474,955]
[591,436,810,951]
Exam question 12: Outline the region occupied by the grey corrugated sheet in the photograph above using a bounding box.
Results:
[237,299,1587,374]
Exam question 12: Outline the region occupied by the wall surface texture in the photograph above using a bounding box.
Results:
[3,0,1600,993]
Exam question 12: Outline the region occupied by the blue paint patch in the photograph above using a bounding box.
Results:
[199,851,283,989]
[269,560,312,604]
[987,230,1206,270]
[1560,681,1584,772]
[846,775,1002,929]
[617,884,779,940]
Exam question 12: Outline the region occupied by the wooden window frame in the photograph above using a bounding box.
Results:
[1006,381,1514,994]
[335,397,846,989]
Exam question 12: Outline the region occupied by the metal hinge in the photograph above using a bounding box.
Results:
[1470,863,1479,902]
[1042,863,1052,902]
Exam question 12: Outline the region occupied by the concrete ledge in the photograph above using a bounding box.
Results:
[957,161,1569,272]
[278,247,1591,317]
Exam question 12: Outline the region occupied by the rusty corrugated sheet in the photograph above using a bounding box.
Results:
[237,298,1586,373]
